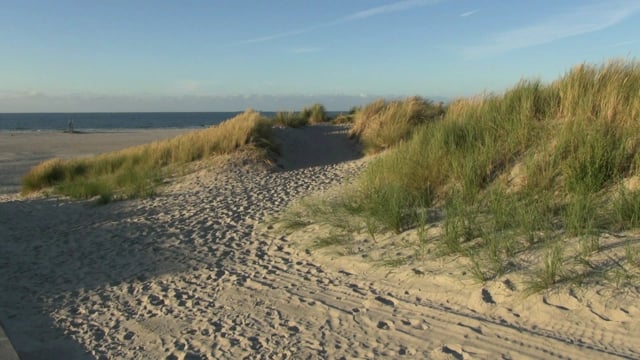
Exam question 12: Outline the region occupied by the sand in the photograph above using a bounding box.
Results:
[0,129,192,195]
[0,124,639,359]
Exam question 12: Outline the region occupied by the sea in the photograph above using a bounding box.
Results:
[0,112,278,132]
[0,111,345,132]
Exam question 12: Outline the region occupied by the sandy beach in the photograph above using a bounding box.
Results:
[0,129,192,195]
[1,125,639,359]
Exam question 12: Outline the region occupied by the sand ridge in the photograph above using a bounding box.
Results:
[0,124,638,359]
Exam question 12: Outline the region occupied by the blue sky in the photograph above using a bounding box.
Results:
[1,0,639,111]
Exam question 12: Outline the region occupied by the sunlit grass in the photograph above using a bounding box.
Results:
[349,96,444,154]
[22,109,274,201]
[272,103,328,128]
[287,59,640,292]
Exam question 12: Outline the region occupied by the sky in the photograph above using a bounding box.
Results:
[1,0,639,112]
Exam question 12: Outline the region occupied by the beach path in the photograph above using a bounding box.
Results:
[273,124,361,170]
[0,124,637,359]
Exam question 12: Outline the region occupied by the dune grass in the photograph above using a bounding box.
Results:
[273,103,328,128]
[22,109,274,201]
[360,60,640,211]
[349,97,445,154]
[306,103,327,124]
[273,111,309,128]
[288,59,640,292]
[331,106,359,125]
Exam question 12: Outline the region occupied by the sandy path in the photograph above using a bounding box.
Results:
[0,125,637,359]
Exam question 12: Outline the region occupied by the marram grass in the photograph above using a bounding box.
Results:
[22,109,274,201]
[273,103,328,128]
[349,96,444,154]
[294,59,640,292]
[363,60,640,203]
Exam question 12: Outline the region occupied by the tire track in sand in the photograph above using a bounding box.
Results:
[1,124,637,359]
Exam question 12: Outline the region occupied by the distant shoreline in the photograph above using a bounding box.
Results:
[0,111,345,132]
[0,126,205,134]
[0,112,242,132]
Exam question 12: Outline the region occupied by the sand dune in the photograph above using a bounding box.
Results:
[0,124,638,359]
[0,129,191,195]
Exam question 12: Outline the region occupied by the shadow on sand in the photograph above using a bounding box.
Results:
[0,123,364,359]
[273,124,362,171]
[0,195,234,359]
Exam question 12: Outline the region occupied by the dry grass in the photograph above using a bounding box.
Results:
[273,103,328,128]
[349,97,444,154]
[22,109,274,201]
[292,59,640,292]
[306,103,327,124]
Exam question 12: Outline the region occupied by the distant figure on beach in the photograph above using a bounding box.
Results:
[68,119,74,133]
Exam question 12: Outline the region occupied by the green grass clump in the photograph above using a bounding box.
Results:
[360,60,640,210]
[22,109,274,201]
[305,103,327,124]
[526,242,566,293]
[349,97,444,154]
[612,189,640,230]
[361,184,417,234]
[331,106,359,124]
[273,111,309,128]
[563,192,599,237]
[331,114,353,124]
[362,79,554,200]
[441,191,481,255]
[272,103,328,127]
[291,59,640,292]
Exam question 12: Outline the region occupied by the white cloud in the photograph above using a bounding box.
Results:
[241,0,445,44]
[463,1,640,58]
[339,0,444,22]
[459,9,479,17]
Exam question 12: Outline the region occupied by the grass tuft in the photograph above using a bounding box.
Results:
[278,59,640,293]
[306,103,327,124]
[349,97,444,154]
[22,109,274,200]
[526,242,565,293]
[273,103,328,128]
[612,189,640,230]
[273,111,309,128]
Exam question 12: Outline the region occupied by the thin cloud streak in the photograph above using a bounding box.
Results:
[241,0,444,44]
[611,40,636,48]
[240,27,318,44]
[339,0,443,22]
[463,1,640,58]
[459,9,479,17]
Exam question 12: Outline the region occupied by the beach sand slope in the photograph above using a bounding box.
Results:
[0,124,638,359]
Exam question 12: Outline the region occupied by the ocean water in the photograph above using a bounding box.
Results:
[0,112,273,131]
